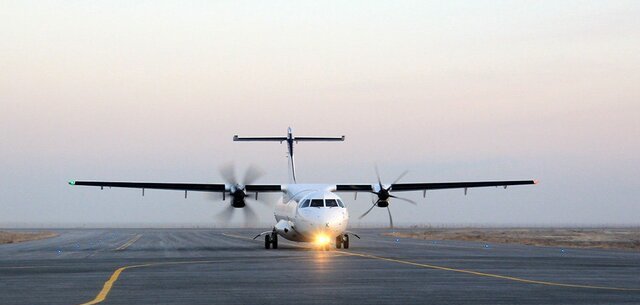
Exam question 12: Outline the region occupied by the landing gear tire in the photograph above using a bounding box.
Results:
[264,235,271,249]
[335,236,342,249]
[343,234,350,249]
[265,233,278,249]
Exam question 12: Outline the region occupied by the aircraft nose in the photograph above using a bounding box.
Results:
[298,208,346,234]
[305,209,346,231]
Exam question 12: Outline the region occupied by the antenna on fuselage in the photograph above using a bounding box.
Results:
[233,127,345,183]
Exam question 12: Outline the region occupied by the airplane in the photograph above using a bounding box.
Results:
[69,127,537,250]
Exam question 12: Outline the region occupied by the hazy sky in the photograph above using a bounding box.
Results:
[1,1,639,227]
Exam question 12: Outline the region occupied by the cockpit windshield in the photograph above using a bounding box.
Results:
[300,199,310,208]
[325,199,338,207]
[310,199,324,207]
[300,198,345,208]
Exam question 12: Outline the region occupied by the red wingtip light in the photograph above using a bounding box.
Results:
[533,180,540,185]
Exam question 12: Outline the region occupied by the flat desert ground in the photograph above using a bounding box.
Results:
[2,228,639,250]
[386,228,640,250]
[0,231,58,244]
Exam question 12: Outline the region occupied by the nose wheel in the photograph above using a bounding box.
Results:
[335,234,349,249]
[264,232,278,249]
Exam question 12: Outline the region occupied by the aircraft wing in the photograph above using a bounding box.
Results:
[335,180,537,192]
[69,181,283,192]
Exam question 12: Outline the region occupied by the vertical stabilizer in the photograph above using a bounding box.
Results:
[233,127,345,183]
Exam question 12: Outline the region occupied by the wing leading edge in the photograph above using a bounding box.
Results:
[69,181,282,192]
[70,179,535,193]
[335,180,537,192]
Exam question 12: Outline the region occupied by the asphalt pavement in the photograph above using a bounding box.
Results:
[0,228,639,305]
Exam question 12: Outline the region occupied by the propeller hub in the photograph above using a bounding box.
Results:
[377,188,391,201]
[230,185,247,208]
[359,166,414,228]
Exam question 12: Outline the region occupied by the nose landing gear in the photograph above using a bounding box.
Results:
[335,234,349,249]
[265,232,278,249]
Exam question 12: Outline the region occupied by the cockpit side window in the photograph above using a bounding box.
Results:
[310,199,324,207]
[336,200,345,208]
[325,199,338,207]
[300,199,311,208]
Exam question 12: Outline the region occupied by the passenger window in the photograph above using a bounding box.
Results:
[325,199,338,207]
[310,199,324,207]
[300,200,310,208]
[336,200,345,208]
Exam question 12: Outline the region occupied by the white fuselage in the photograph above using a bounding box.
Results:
[272,184,349,242]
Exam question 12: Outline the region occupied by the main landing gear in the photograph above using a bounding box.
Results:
[335,234,349,249]
[265,232,278,249]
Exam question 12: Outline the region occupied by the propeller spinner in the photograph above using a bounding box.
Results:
[359,166,416,228]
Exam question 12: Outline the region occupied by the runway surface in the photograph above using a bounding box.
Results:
[0,228,639,305]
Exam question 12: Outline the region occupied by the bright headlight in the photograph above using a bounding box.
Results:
[315,234,331,245]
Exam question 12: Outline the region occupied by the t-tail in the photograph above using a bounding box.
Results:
[233,127,345,183]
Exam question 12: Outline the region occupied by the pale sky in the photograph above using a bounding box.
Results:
[1,1,639,227]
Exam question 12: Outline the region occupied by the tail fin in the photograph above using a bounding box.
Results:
[233,127,345,183]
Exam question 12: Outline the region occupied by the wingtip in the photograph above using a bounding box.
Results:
[533,179,540,185]
[68,180,75,185]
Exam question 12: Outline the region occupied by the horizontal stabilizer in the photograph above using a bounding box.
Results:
[233,128,345,184]
[233,136,344,142]
[233,136,287,142]
[294,136,345,142]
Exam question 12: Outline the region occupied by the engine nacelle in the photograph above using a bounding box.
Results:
[376,200,389,208]
[374,187,391,207]
[231,197,246,208]
[229,188,247,208]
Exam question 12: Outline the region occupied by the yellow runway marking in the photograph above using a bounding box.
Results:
[336,250,640,291]
[78,233,638,304]
[78,261,212,305]
[77,256,321,305]
[79,265,129,305]
[222,233,640,291]
[114,234,142,251]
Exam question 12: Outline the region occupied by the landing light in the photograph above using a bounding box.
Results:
[315,234,331,246]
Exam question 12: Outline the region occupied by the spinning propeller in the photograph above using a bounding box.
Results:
[214,163,266,227]
[359,166,416,228]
